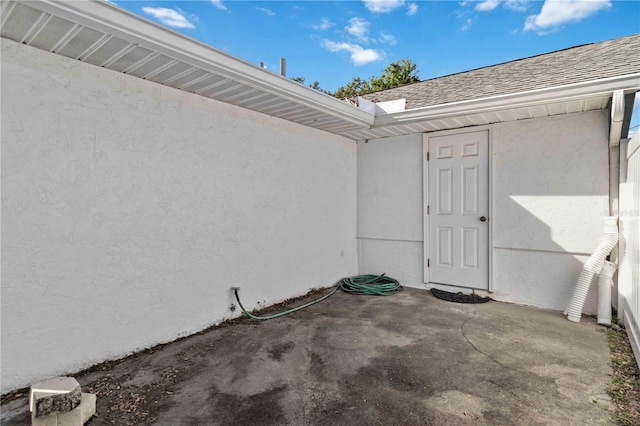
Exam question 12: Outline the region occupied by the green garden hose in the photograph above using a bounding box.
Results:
[233,274,401,321]
[232,285,339,321]
[339,274,402,296]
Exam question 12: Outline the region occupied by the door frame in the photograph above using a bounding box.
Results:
[423,126,494,292]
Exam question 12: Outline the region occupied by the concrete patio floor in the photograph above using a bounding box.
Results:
[2,287,614,425]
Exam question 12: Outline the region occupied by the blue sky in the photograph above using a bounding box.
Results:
[112,0,639,132]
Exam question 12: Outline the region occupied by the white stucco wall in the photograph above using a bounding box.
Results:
[357,110,609,312]
[356,134,425,288]
[492,112,610,255]
[1,39,357,393]
[492,111,609,311]
[357,134,424,241]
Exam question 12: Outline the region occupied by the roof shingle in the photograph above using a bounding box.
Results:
[363,34,640,109]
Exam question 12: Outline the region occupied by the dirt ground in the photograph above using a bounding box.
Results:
[1,287,615,425]
[605,321,640,425]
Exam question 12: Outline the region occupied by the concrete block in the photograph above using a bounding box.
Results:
[31,413,58,426]
[32,407,79,426]
[30,377,81,418]
[76,393,97,424]
[31,393,96,426]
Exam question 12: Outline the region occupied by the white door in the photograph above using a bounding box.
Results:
[428,130,489,290]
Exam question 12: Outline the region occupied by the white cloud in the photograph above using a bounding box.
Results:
[142,7,195,29]
[504,0,529,11]
[379,31,397,45]
[455,9,473,30]
[475,0,500,12]
[257,7,275,16]
[324,40,351,52]
[467,0,530,12]
[312,18,334,30]
[346,17,371,41]
[363,0,405,13]
[407,3,418,15]
[322,40,384,65]
[524,0,611,33]
[351,48,383,65]
[210,0,227,11]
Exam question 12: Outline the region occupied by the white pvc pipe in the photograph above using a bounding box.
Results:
[565,216,618,322]
[597,261,617,325]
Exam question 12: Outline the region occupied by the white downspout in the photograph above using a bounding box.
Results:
[608,90,625,319]
[609,90,624,226]
[609,90,625,146]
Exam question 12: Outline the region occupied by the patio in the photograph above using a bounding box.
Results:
[1,287,613,425]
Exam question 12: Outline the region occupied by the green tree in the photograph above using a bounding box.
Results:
[333,76,372,99]
[291,76,332,95]
[369,59,419,92]
[333,59,420,99]
[309,80,332,95]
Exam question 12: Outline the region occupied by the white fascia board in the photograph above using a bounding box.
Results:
[375,74,640,127]
[357,97,406,115]
[31,0,375,128]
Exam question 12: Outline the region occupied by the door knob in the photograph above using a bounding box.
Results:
[480,216,487,222]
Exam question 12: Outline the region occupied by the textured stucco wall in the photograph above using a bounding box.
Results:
[357,134,423,241]
[1,39,357,393]
[492,111,609,311]
[493,111,610,254]
[357,110,609,311]
[356,134,424,289]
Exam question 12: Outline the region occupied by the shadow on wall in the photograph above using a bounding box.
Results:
[493,199,605,313]
[490,111,610,313]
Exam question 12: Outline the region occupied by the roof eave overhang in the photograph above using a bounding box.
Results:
[19,0,374,129]
[374,73,640,128]
[6,1,638,142]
